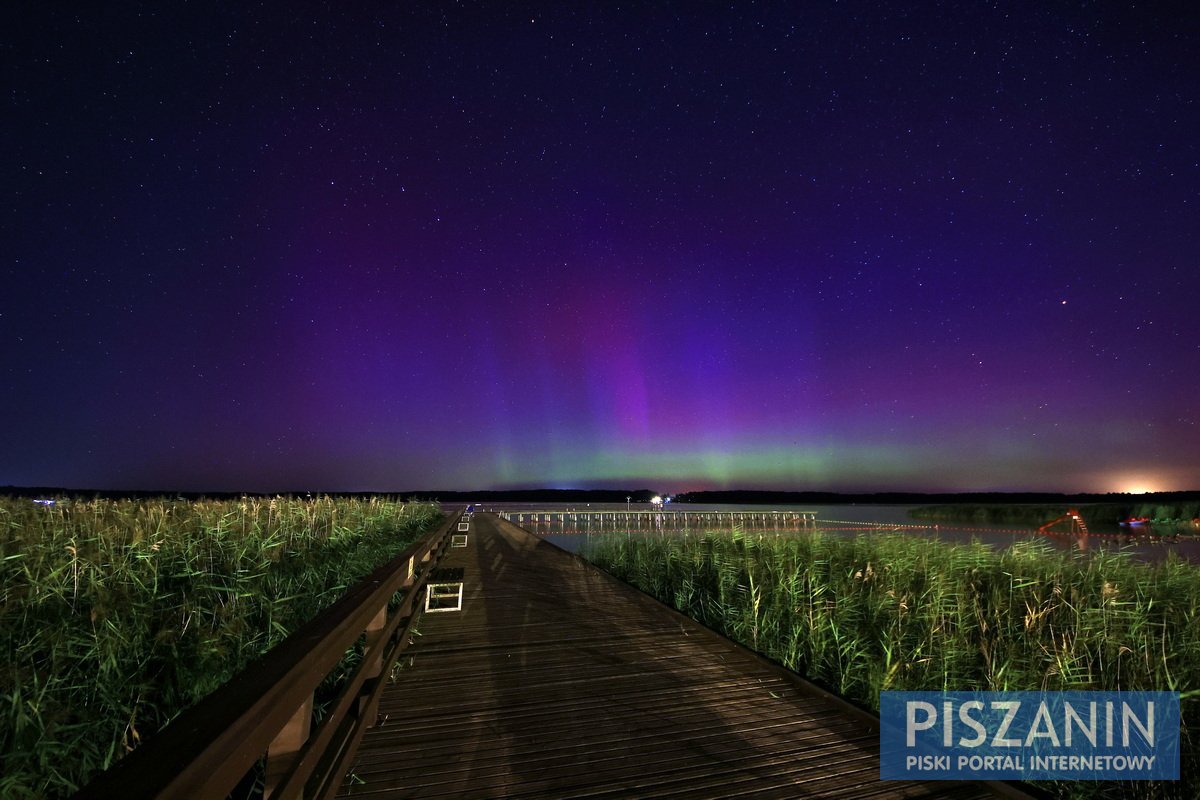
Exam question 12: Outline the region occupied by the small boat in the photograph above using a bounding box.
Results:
[1119,517,1152,527]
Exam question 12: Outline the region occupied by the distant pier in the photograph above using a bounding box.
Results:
[497,509,818,526]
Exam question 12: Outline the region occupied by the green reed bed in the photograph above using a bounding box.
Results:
[0,496,441,798]
[909,502,1200,529]
[909,503,1129,527]
[582,529,1200,799]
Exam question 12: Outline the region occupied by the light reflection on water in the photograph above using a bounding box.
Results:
[471,503,1200,566]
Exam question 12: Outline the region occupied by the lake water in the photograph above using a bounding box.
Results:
[466,502,1200,565]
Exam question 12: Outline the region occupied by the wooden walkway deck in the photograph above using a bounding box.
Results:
[338,514,1006,799]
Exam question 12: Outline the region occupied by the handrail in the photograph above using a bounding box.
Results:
[75,510,463,800]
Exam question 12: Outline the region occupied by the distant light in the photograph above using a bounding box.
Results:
[1116,474,1160,495]
[650,495,663,506]
[33,499,55,507]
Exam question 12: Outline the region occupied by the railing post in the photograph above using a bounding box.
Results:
[361,605,388,726]
[264,694,314,799]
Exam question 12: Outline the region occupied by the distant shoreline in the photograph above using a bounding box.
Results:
[4,485,1199,506]
[671,489,1200,506]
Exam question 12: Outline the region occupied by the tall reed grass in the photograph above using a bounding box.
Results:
[0,496,441,798]
[910,503,1200,528]
[583,528,1199,799]
[909,504,1129,526]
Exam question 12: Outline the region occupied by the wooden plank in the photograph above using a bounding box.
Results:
[336,513,1018,800]
[349,725,879,791]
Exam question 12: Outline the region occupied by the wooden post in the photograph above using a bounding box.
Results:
[264,694,313,799]
[360,605,388,726]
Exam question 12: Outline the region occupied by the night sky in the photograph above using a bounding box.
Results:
[4,3,1197,494]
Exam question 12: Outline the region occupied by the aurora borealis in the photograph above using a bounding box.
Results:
[3,3,1197,494]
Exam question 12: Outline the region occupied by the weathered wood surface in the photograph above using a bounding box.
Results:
[338,514,1002,799]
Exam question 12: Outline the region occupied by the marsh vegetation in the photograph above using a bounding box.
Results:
[0,496,440,797]
[583,528,1199,798]
[910,503,1200,530]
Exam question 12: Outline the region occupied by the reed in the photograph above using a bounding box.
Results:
[1128,502,1200,525]
[0,495,441,798]
[583,528,1200,799]
[908,503,1129,526]
[909,502,1200,529]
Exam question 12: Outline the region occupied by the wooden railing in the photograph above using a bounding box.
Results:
[75,510,463,800]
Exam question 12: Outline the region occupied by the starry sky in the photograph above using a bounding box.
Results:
[3,2,1197,494]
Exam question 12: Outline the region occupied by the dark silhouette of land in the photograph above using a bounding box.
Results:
[671,489,1200,505]
[4,485,1198,506]
[0,486,660,503]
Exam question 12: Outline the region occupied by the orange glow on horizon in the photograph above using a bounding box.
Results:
[1113,473,1165,495]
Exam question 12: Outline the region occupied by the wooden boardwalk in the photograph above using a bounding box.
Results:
[338,514,1005,799]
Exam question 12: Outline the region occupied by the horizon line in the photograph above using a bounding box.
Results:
[3,484,1198,500]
